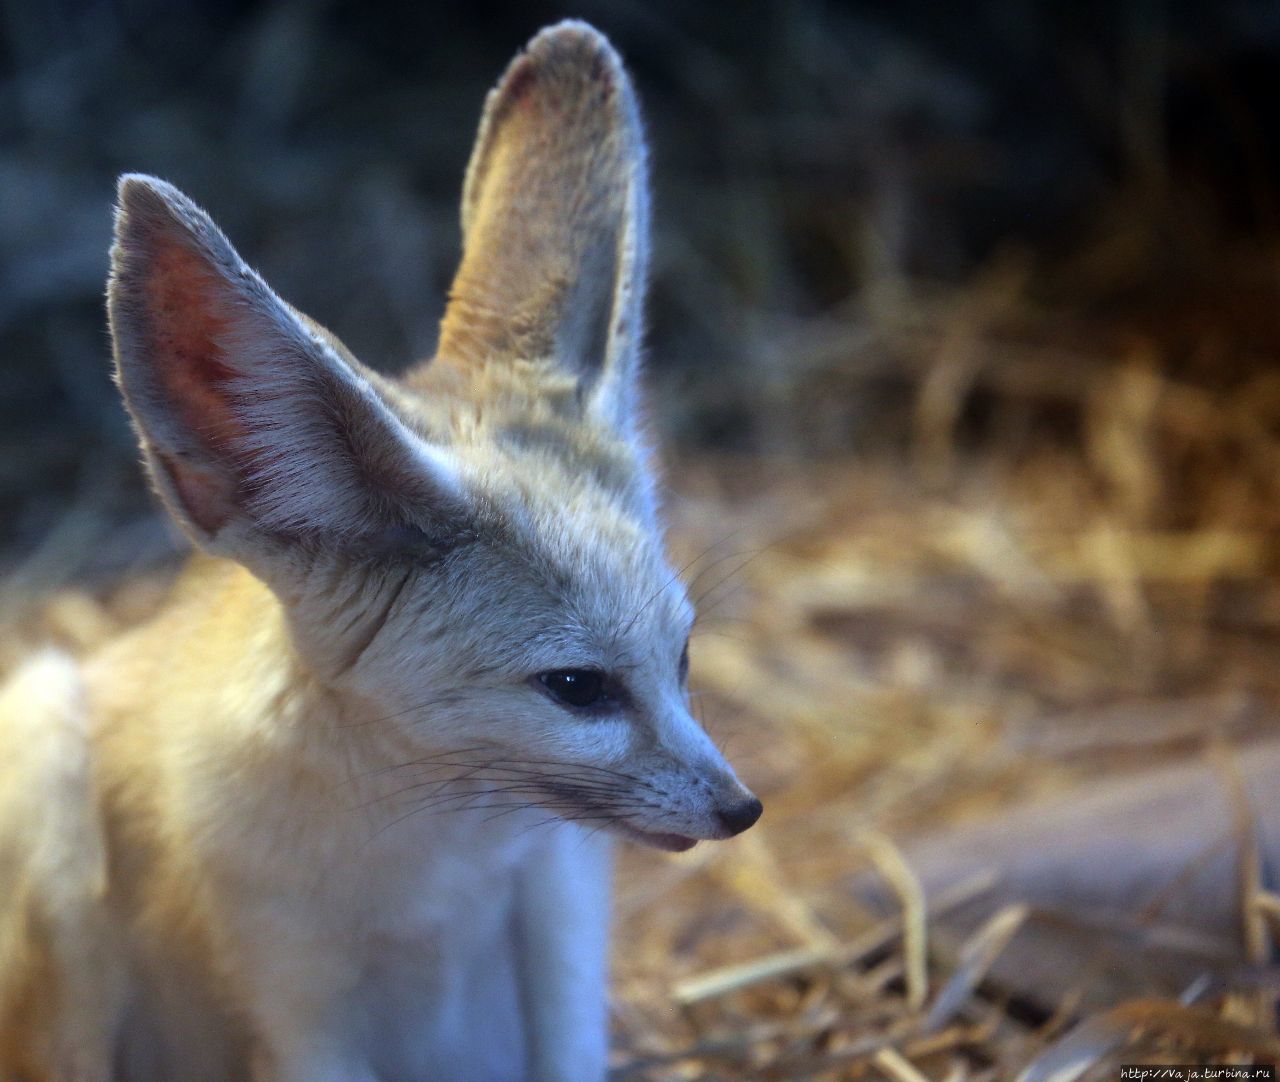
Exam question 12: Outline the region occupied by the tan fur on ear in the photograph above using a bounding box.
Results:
[437,20,648,425]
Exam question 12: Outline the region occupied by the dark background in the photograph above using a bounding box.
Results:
[5,0,1280,564]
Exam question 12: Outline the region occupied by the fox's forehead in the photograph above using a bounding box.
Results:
[457,456,691,650]
[385,364,689,645]
[394,373,651,513]
[516,475,688,624]
[542,504,692,637]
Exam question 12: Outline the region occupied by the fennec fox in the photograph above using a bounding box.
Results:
[0,20,761,1082]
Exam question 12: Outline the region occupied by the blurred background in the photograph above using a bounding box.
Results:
[7,1,1280,1077]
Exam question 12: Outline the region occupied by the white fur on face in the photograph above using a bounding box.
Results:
[295,444,749,846]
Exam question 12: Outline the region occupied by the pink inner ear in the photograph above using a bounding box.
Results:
[138,237,265,532]
[154,450,238,534]
[143,241,251,460]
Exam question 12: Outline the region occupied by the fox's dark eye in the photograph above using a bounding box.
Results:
[538,669,608,709]
[679,641,690,683]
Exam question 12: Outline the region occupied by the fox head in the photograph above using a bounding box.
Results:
[106,21,760,851]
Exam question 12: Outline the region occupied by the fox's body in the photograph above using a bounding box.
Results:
[3,564,608,1081]
[0,22,759,1082]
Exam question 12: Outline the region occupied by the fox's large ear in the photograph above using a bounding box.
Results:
[108,175,464,557]
[436,21,649,434]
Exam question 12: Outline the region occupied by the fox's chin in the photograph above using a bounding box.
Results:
[613,821,698,853]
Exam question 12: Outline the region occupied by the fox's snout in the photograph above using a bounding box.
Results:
[630,710,764,844]
[630,733,762,844]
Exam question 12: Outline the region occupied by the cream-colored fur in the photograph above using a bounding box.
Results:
[0,21,760,1082]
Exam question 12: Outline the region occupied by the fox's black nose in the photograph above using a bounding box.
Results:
[718,795,763,836]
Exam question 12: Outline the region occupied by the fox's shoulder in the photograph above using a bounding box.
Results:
[0,649,124,1081]
[0,648,104,886]
[92,552,276,675]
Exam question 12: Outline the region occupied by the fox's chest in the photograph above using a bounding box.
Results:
[364,805,544,933]
[341,818,542,1080]
[353,905,524,1080]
